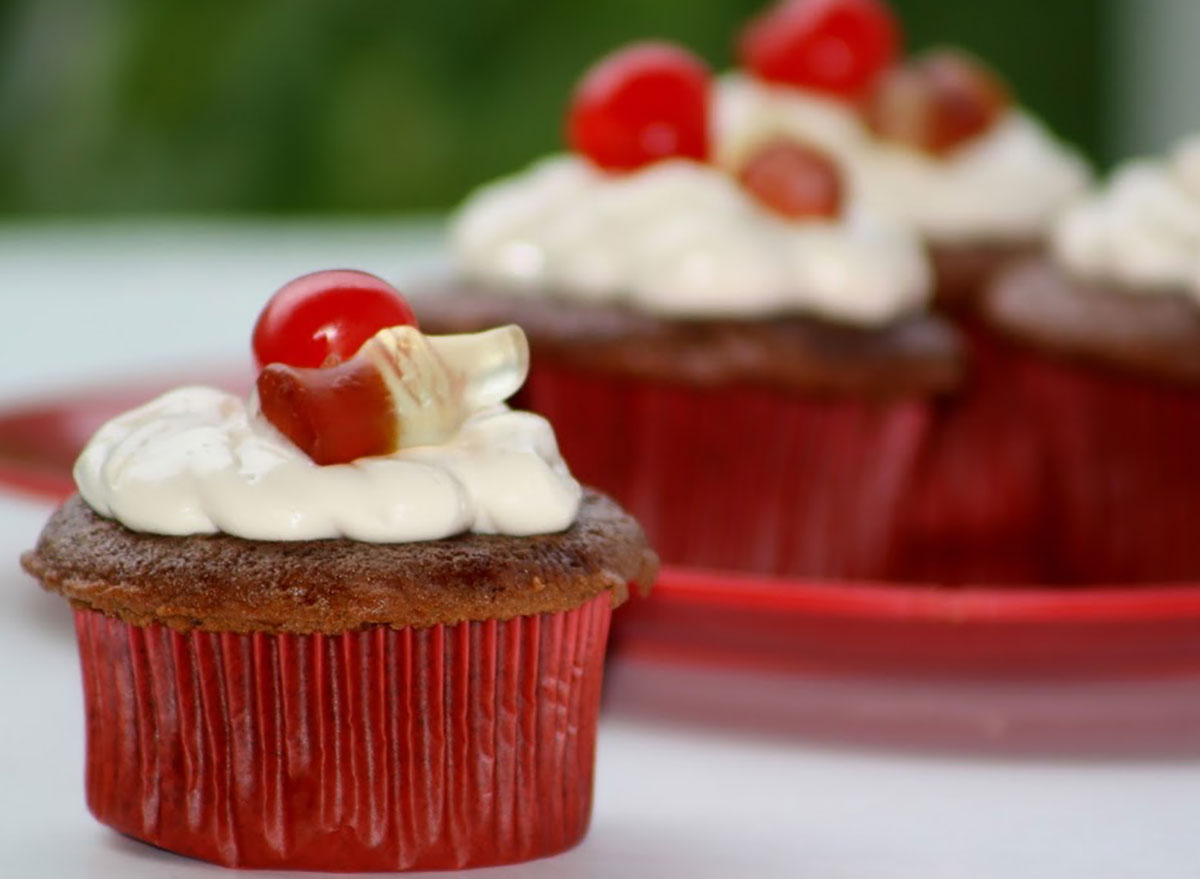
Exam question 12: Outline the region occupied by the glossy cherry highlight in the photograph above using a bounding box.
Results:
[739,0,900,99]
[567,42,711,172]
[738,139,843,219]
[252,270,417,370]
[864,49,1011,155]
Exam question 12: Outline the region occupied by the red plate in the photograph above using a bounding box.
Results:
[613,568,1200,679]
[7,374,1200,683]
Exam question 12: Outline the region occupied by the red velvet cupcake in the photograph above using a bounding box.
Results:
[984,136,1200,584]
[416,42,963,581]
[21,272,656,871]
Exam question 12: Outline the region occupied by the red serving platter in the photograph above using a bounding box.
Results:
[7,372,1200,684]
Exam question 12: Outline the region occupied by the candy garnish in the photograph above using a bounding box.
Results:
[257,325,529,466]
[864,49,1011,155]
[738,138,843,219]
[252,269,418,370]
[257,357,396,466]
[567,41,711,172]
[739,0,899,99]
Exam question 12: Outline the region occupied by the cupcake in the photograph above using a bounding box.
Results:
[983,136,1200,584]
[21,270,657,871]
[416,42,963,580]
[715,0,1090,311]
[711,1,1087,585]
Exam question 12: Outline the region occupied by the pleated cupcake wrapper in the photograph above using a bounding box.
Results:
[73,595,612,871]
[1006,353,1200,584]
[526,365,931,579]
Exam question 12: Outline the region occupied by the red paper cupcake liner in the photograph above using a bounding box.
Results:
[73,595,612,872]
[1005,352,1200,584]
[526,365,931,579]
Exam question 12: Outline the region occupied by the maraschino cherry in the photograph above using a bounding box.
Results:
[567,42,711,172]
[252,269,417,370]
[864,49,1011,155]
[738,138,843,219]
[739,0,900,99]
[253,270,416,464]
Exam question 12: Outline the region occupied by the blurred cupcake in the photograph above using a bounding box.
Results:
[417,42,963,580]
[21,272,656,871]
[985,136,1200,583]
[715,0,1090,311]
[713,1,1086,585]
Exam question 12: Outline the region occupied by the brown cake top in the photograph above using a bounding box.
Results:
[22,491,658,634]
[412,283,964,398]
[985,258,1200,384]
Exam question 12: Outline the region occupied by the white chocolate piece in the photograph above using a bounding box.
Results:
[364,324,530,449]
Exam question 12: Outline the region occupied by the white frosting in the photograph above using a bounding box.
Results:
[712,75,1090,245]
[853,111,1091,244]
[451,155,930,326]
[1053,136,1200,297]
[74,386,582,542]
[713,72,869,170]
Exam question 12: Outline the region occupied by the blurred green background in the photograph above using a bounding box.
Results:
[0,0,1109,215]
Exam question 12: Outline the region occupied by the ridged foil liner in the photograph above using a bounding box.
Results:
[73,594,612,871]
[1003,351,1200,584]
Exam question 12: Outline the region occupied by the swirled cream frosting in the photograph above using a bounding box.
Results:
[74,326,582,542]
[451,155,930,326]
[1054,135,1200,296]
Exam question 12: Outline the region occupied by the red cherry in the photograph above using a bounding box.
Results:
[252,269,417,370]
[567,42,711,172]
[738,139,843,219]
[257,356,397,466]
[739,0,900,99]
[864,50,1010,155]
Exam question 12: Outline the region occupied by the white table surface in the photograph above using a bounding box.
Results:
[3,220,1200,879]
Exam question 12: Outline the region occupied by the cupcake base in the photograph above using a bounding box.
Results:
[527,364,931,579]
[985,258,1200,583]
[73,596,612,871]
[1006,353,1200,584]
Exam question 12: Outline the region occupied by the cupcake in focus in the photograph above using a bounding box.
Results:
[21,271,656,871]
[985,136,1200,583]
[417,42,963,580]
[716,0,1090,311]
